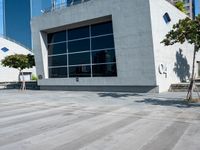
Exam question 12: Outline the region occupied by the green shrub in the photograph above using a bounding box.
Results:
[31,74,38,81]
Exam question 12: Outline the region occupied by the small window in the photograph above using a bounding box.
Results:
[1,47,9,52]
[163,13,171,24]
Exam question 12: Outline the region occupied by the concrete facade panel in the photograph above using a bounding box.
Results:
[31,0,157,88]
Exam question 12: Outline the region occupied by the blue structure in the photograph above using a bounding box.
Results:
[3,0,31,49]
[195,0,199,15]
[1,0,52,49]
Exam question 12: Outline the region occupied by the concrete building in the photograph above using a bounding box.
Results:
[0,35,35,82]
[31,0,200,93]
[166,0,195,18]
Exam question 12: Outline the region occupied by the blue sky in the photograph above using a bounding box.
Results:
[195,0,199,15]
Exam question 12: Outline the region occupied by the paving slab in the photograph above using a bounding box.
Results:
[0,90,199,150]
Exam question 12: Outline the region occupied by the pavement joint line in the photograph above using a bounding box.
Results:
[137,111,191,150]
[0,107,52,118]
[53,109,177,150]
[0,106,128,146]
[0,109,150,149]
[76,108,182,150]
[0,105,80,125]
[0,105,125,131]
[0,105,118,134]
[0,105,65,119]
[53,115,141,150]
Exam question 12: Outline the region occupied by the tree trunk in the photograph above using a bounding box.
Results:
[19,70,26,91]
[187,47,197,101]
[21,71,26,91]
[18,70,22,82]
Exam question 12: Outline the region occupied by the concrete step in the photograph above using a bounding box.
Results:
[0,81,40,90]
[169,83,200,92]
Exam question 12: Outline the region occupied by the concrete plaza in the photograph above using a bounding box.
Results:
[0,90,200,150]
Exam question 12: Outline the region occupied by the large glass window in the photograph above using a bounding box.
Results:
[47,21,117,78]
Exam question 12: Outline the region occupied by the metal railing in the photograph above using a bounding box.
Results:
[42,0,91,14]
[0,34,32,51]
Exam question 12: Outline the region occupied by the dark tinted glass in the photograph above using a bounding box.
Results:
[49,67,68,78]
[92,49,116,64]
[92,35,114,50]
[68,26,89,40]
[91,21,113,36]
[69,65,91,77]
[48,42,67,55]
[163,13,171,24]
[69,52,90,65]
[67,0,73,6]
[48,55,67,67]
[68,39,90,53]
[48,31,66,43]
[73,0,82,5]
[92,63,117,77]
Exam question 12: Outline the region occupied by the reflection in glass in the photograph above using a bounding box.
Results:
[68,26,89,40]
[49,67,68,78]
[48,42,67,55]
[68,39,90,53]
[92,64,117,77]
[48,55,67,67]
[69,65,91,77]
[92,35,114,50]
[69,52,90,65]
[91,21,113,36]
[48,30,66,43]
[92,49,116,64]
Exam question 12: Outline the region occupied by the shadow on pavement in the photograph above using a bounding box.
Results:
[135,98,200,108]
[98,92,143,98]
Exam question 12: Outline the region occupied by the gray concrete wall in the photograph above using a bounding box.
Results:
[31,0,157,89]
[149,0,200,92]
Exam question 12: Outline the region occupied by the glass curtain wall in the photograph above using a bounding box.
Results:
[30,0,51,17]
[3,0,31,48]
[47,21,117,78]
[0,0,3,34]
